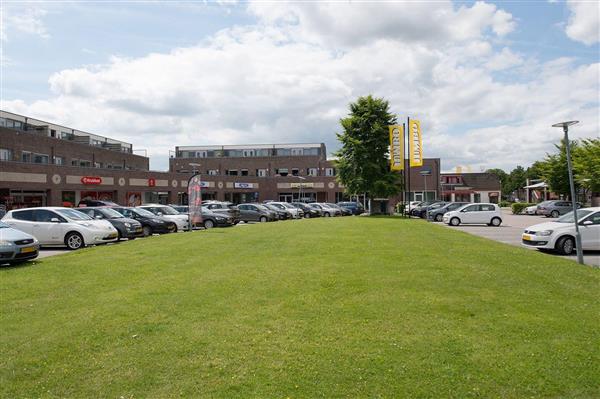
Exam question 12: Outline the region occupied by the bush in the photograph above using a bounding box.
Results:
[499,201,512,208]
[512,202,536,215]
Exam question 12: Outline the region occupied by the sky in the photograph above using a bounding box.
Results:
[1,0,598,172]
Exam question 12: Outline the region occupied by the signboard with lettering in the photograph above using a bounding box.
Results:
[234,182,254,189]
[409,119,423,167]
[148,178,156,187]
[290,182,315,188]
[389,125,404,171]
[81,176,102,185]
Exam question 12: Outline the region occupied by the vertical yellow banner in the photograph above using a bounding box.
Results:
[409,119,423,167]
[389,125,404,171]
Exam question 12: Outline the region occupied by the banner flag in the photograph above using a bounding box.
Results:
[409,119,423,167]
[188,174,203,226]
[389,125,404,171]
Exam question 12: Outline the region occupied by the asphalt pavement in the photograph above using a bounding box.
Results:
[440,209,600,267]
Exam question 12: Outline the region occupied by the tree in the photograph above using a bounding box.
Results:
[335,95,401,199]
[543,139,580,198]
[485,168,508,197]
[572,138,600,194]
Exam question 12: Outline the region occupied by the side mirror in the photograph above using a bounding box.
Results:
[50,217,61,223]
[581,220,593,226]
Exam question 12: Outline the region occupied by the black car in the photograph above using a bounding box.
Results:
[77,199,120,207]
[409,201,437,217]
[197,208,235,229]
[264,203,292,220]
[427,202,469,222]
[415,201,448,218]
[336,201,365,215]
[291,202,320,218]
[112,207,176,236]
[77,206,143,239]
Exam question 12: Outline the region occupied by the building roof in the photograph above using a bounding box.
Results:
[176,143,324,151]
[442,172,501,190]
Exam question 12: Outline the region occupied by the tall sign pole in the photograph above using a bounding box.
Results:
[407,116,411,211]
[403,122,407,208]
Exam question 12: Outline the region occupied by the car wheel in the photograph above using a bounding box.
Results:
[551,210,559,218]
[435,214,443,222]
[65,232,84,250]
[556,236,575,255]
[259,216,267,223]
[142,226,152,237]
[450,217,460,226]
[305,213,311,218]
[204,219,214,229]
[324,212,330,217]
[490,217,502,227]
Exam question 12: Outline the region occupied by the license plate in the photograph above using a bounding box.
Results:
[20,246,36,253]
[522,234,531,241]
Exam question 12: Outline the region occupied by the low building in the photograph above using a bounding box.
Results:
[440,172,501,203]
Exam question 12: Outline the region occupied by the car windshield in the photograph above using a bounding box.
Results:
[270,203,285,210]
[256,204,270,211]
[99,208,125,219]
[56,209,93,221]
[281,203,295,209]
[556,209,594,223]
[429,203,444,209]
[155,206,180,215]
[134,208,158,218]
[308,203,321,209]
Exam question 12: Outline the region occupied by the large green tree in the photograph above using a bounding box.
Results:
[572,138,600,194]
[542,139,580,198]
[335,95,401,198]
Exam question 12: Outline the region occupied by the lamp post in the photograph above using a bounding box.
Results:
[552,121,583,265]
[296,176,306,203]
[420,169,432,221]
[188,162,201,232]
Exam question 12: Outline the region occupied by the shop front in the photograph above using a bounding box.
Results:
[1,188,48,210]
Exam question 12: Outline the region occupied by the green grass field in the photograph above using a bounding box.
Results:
[1,217,599,398]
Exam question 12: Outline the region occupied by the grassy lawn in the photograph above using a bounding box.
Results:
[1,217,599,398]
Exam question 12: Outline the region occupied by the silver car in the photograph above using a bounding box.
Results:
[0,221,40,265]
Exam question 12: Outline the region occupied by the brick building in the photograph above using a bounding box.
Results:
[1,110,442,211]
[440,172,501,203]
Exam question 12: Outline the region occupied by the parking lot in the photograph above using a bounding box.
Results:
[441,209,600,267]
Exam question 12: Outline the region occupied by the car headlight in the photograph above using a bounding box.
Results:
[124,223,131,227]
[537,230,553,236]
[0,240,14,247]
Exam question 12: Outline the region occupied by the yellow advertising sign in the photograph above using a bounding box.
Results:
[389,125,404,171]
[409,119,423,167]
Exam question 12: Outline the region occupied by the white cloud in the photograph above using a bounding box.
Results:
[565,0,600,45]
[1,7,50,42]
[1,2,597,173]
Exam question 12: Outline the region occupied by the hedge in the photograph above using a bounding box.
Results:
[511,202,536,215]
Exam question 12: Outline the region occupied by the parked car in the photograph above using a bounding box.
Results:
[337,201,365,215]
[428,202,469,222]
[409,201,436,217]
[169,205,188,214]
[318,203,342,217]
[269,202,304,219]
[77,199,120,207]
[203,201,241,224]
[537,200,582,218]
[291,202,320,218]
[112,207,176,236]
[307,203,325,217]
[524,205,538,215]
[327,203,352,216]
[534,201,552,215]
[77,207,143,240]
[0,221,40,265]
[2,207,118,250]
[522,208,600,255]
[137,204,189,231]
[196,208,235,229]
[237,203,277,223]
[264,203,292,220]
[443,203,503,226]
[415,201,448,219]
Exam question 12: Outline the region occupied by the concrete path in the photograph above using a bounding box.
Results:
[440,209,600,267]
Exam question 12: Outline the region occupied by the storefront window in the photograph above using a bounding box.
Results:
[0,148,12,161]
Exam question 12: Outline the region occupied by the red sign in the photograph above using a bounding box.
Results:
[81,176,102,185]
[148,178,156,187]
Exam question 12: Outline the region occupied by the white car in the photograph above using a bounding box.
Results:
[443,203,503,226]
[522,207,600,255]
[524,205,538,215]
[137,204,189,231]
[268,202,304,219]
[2,207,118,250]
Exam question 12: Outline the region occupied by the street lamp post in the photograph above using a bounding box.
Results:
[296,176,306,203]
[552,121,583,265]
[420,170,432,222]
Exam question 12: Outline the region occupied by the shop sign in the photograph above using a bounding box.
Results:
[234,182,254,189]
[81,176,102,185]
[148,178,156,187]
[290,182,314,188]
[199,181,210,188]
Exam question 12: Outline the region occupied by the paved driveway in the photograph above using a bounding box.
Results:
[440,209,600,267]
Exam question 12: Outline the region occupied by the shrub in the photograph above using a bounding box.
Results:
[499,201,512,208]
[512,202,536,215]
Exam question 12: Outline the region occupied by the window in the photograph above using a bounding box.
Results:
[291,168,299,176]
[243,149,255,157]
[12,209,35,221]
[241,169,249,176]
[0,148,12,161]
[474,193,481,203]
[95,162,103,168]
[196,151,207,158]
[33,153,49,164]
[586,212,600,225]
[208,169,219,176]
[71,159,79,166]
[257,169,268,177]
[21,151,32,163]
[479,204,495,211]
[53,156,64,165]
[276,168,288,177]
[80,160,92,168]
[32,209,63,222]
[325,168,336,176]
[291,148,303,156]
[226,169,238,176]
[307,168,318,176]
[463,205,479,212]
